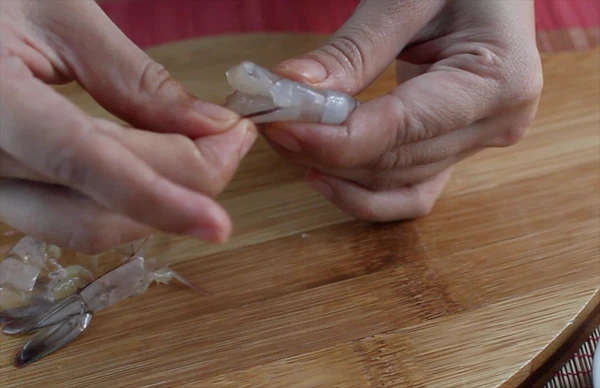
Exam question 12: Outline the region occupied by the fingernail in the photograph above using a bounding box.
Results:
[238,120,257,157]
[193,100,238,123]
[278,59,327,83]
[308,179,334,200]
[264,128,302,152]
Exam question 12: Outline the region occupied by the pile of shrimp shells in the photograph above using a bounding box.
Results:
[0,236,117,312]
[0,234,207,367]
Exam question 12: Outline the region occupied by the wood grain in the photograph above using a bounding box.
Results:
[1,34,599,388]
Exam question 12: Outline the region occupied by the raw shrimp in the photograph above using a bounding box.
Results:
[224,61,359,124]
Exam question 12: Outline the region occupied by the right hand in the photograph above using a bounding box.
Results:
[0,0,257,254]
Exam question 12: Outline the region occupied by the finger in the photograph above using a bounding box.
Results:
[317,149,477,191]
[1,117,258,198]
[264,119,488,170]
[28,0,240,137]
[275,0,444,94]
[1,113,258,196]
[0,2,71,84]
[0,44,67,85]
[0,180,153,254]
[93,118,257,197]
[0,151,51,182]
[305,167,454,222]
[1,61,232,242]
[265,58,508,170]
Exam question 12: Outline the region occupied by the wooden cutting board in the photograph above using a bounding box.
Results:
[1,34,599,388]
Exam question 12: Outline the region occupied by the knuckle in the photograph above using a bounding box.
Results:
[506,69,544,106]
[389,94,428,145]
[192,140,235,197]
[494,62,543,148]
[162,134,227,196]
[137,59,175,98]
[395,147,414,169]
[373,151,399,171]
[412,196,436,218]
[323,33,366,89]
[349,201,386,222]
[496,122,529,147]
[493,106,538,147]
[373,147,412,171]
[46,119,94,186]
[523,70,544,101]
[471,46,504,70]
[412,180,444,218]
[47,157,76,185]
[502,124,528,146]
[500,48,544,106]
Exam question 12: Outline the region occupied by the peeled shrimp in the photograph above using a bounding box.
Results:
[224,61,359,124]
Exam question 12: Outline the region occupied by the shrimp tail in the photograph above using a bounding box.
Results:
[0,297,58,324]
[14,313,92,368]
[2,294,85,335]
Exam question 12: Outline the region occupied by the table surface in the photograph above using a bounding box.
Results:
[1,34,599,388]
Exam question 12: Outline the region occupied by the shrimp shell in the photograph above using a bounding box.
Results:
[224,61,359,125]
[2,255,202,367]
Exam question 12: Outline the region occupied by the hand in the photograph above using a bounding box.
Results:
[265,0,543,221]
[0,0,257,253]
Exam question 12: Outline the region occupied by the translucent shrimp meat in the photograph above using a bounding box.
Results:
[224,61,359,124]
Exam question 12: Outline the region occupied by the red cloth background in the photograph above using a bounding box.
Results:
[99,0,600,49]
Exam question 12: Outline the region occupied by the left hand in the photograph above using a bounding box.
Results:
[263,0,543,221]
[0,0,256,253]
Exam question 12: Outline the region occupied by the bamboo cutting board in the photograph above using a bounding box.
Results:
[0,34,599,388]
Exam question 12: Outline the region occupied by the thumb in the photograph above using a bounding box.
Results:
[34,1,238,137]
[274,0,443,95]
